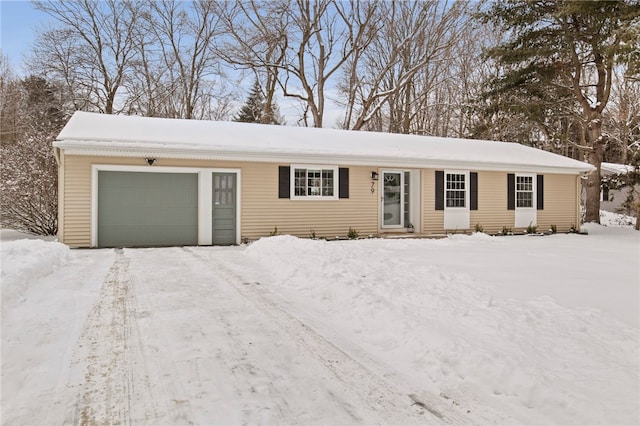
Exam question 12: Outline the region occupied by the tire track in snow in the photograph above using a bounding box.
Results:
[184,247,474,425]
[60,249,191,425]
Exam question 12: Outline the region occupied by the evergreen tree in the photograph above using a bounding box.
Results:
[479,0,640,223]
[234,79,283,125]
[235,79,264,123]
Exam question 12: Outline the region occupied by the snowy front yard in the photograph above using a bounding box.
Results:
[2,218,639,425]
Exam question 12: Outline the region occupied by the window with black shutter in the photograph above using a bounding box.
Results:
[281,165,347,200]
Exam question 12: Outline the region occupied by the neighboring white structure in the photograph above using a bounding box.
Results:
[600,162,638,213]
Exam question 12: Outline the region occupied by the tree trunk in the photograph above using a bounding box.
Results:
[583,112,604,223]
[583,163,601,223]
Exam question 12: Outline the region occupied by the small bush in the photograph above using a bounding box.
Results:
[526,223,538,234]
[309,229,317,239]
[501,226,512,235]
[474,223,484,233]
[347,227,359,239]
[550,224,557,234]
[269,226,279,236]
[570,224,578,233]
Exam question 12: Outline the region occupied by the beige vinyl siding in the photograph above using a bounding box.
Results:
[59,153,582,246]
[470,171,514,234]
[243,164,378,239]
[59,154,379,246]
[62,154,92,246]
[537,174,578,232]
[422,169,444,233]
[422,170,579,235]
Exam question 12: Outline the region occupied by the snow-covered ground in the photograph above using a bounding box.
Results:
[1,216,638,425]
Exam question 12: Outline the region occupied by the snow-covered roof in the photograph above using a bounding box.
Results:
[601,162,635,175]
[55,111,594,174]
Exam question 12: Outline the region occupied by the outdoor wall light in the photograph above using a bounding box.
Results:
[370,171,379,181]
[145,158,157,166]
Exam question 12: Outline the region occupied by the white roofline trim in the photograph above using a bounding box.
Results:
[55,144,594,175]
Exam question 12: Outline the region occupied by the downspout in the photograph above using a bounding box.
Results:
[54,146,64,243]
[53,146,60,165]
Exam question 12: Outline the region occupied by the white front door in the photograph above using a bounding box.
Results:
[381,171,404,229]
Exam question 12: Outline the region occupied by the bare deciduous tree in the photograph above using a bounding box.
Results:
[337,0,470,133]
[145,0,230,120]
[218,0,289,124]
[32,0,141,114]
[223,0,378,127]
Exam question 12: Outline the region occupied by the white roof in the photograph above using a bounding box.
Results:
[55,111,594,174]
[601,162,635,175]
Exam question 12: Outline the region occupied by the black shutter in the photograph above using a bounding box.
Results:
[278,166,290,199]
[507,173,515,210]
[435,170,444,210]
[470,172,478,210]
[339,168,349,198]
[537,174,544,210]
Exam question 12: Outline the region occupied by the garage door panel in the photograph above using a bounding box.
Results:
[98,171,198,247]
[99,225,197,247]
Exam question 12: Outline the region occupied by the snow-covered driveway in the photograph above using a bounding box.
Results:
[3,245,474,425]
[2,219,638,425]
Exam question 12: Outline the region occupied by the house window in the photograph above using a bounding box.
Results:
[516,175,534,208]
[601,184,610,202]
[292,165,338,199]
[446,173,466,208]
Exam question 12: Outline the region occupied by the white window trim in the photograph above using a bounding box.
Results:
[91,164,241,247]
[515,173,536,210]
[444,170,470,210]
[290,164,339,200]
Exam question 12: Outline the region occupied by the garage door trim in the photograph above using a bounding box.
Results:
[91,164,241,247]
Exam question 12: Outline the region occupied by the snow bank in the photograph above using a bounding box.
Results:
[246,233,639,425]
[1,239,70,305]
[599,209,637,227]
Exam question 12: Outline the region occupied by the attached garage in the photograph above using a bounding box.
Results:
[97,171,198,247]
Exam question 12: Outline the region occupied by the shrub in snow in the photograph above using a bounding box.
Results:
[269,226,280,236]
[501,226,513,236]
[1,76,65,236]
[1,131,59,235]
[347,227,359,239]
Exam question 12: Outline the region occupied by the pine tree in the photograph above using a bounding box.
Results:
[234,79,283,125]
[235,80,263,123]
[479,0,640,224]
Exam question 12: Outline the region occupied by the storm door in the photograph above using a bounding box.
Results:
[381,171,404,228]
